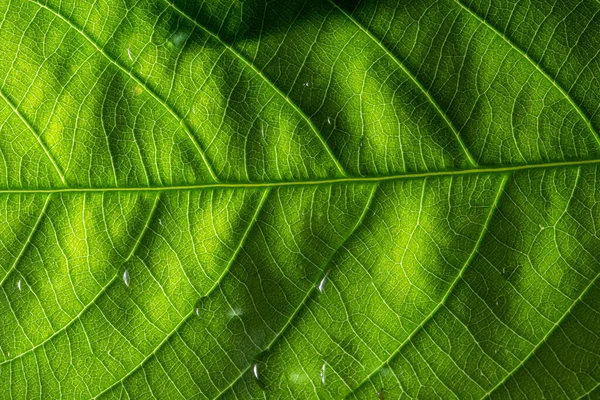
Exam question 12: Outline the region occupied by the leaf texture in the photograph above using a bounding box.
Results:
[0,0,599,398]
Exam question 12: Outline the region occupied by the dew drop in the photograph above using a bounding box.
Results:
[250,352,271,389]
[317,271,330,294]
[194,296,209,318]
[252,363,260,380]
[159,218,163,226]
[17,280,21,291]
[359,139,364,148]
[320,362,326,385]
[261,125,265,138]
[303,81,310,88]
[127,47,133,61]
[171,31,189,48]
[327,116,332,125]
[227,307,243,318]
[495,299,499,306]
[123,269,130,287]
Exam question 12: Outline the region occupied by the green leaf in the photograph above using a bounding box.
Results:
[1,0,599,398]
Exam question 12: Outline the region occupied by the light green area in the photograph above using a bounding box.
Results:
[0,0,599,398]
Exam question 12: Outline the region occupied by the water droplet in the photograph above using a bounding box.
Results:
[303,81,310,88]
[359,139,364,148]
[502,267,506,275]
[123,269,130,287]
[193,296,210,319]
[317,271,330,294]
[227,307,243,318]
[159,218,163,226]
[127,47,133,61]
[171,31,189,48]
[320,362,326,385]
[17,280,21,291]
[327,117,332,125]
[250,352,271,389]
[495,299,499,306]
[261,125,265,138]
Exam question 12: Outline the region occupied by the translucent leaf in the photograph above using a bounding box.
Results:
[1,0,599,398]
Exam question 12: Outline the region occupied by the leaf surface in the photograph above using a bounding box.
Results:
[1,0,599,398]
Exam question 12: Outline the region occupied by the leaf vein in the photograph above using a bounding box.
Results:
[26,0,220,183]
[344,173,509,398]
[452,0,600,148]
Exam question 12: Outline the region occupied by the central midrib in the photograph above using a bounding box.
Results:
[2,158,598,194]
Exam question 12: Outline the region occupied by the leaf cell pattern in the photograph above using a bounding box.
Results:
[0,0,599,398]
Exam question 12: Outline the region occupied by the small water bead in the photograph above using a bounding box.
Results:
[17,280,22,291]
[327,117,332,125]
[193,296,209,318]
[127,47,133,61]
[250,352,272,389]
[317,271,330,294]
[171,31,190,48]
[502,267,506,275]
[320,362,326,385]
[227,307,243,318]
[123,269,130,287]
